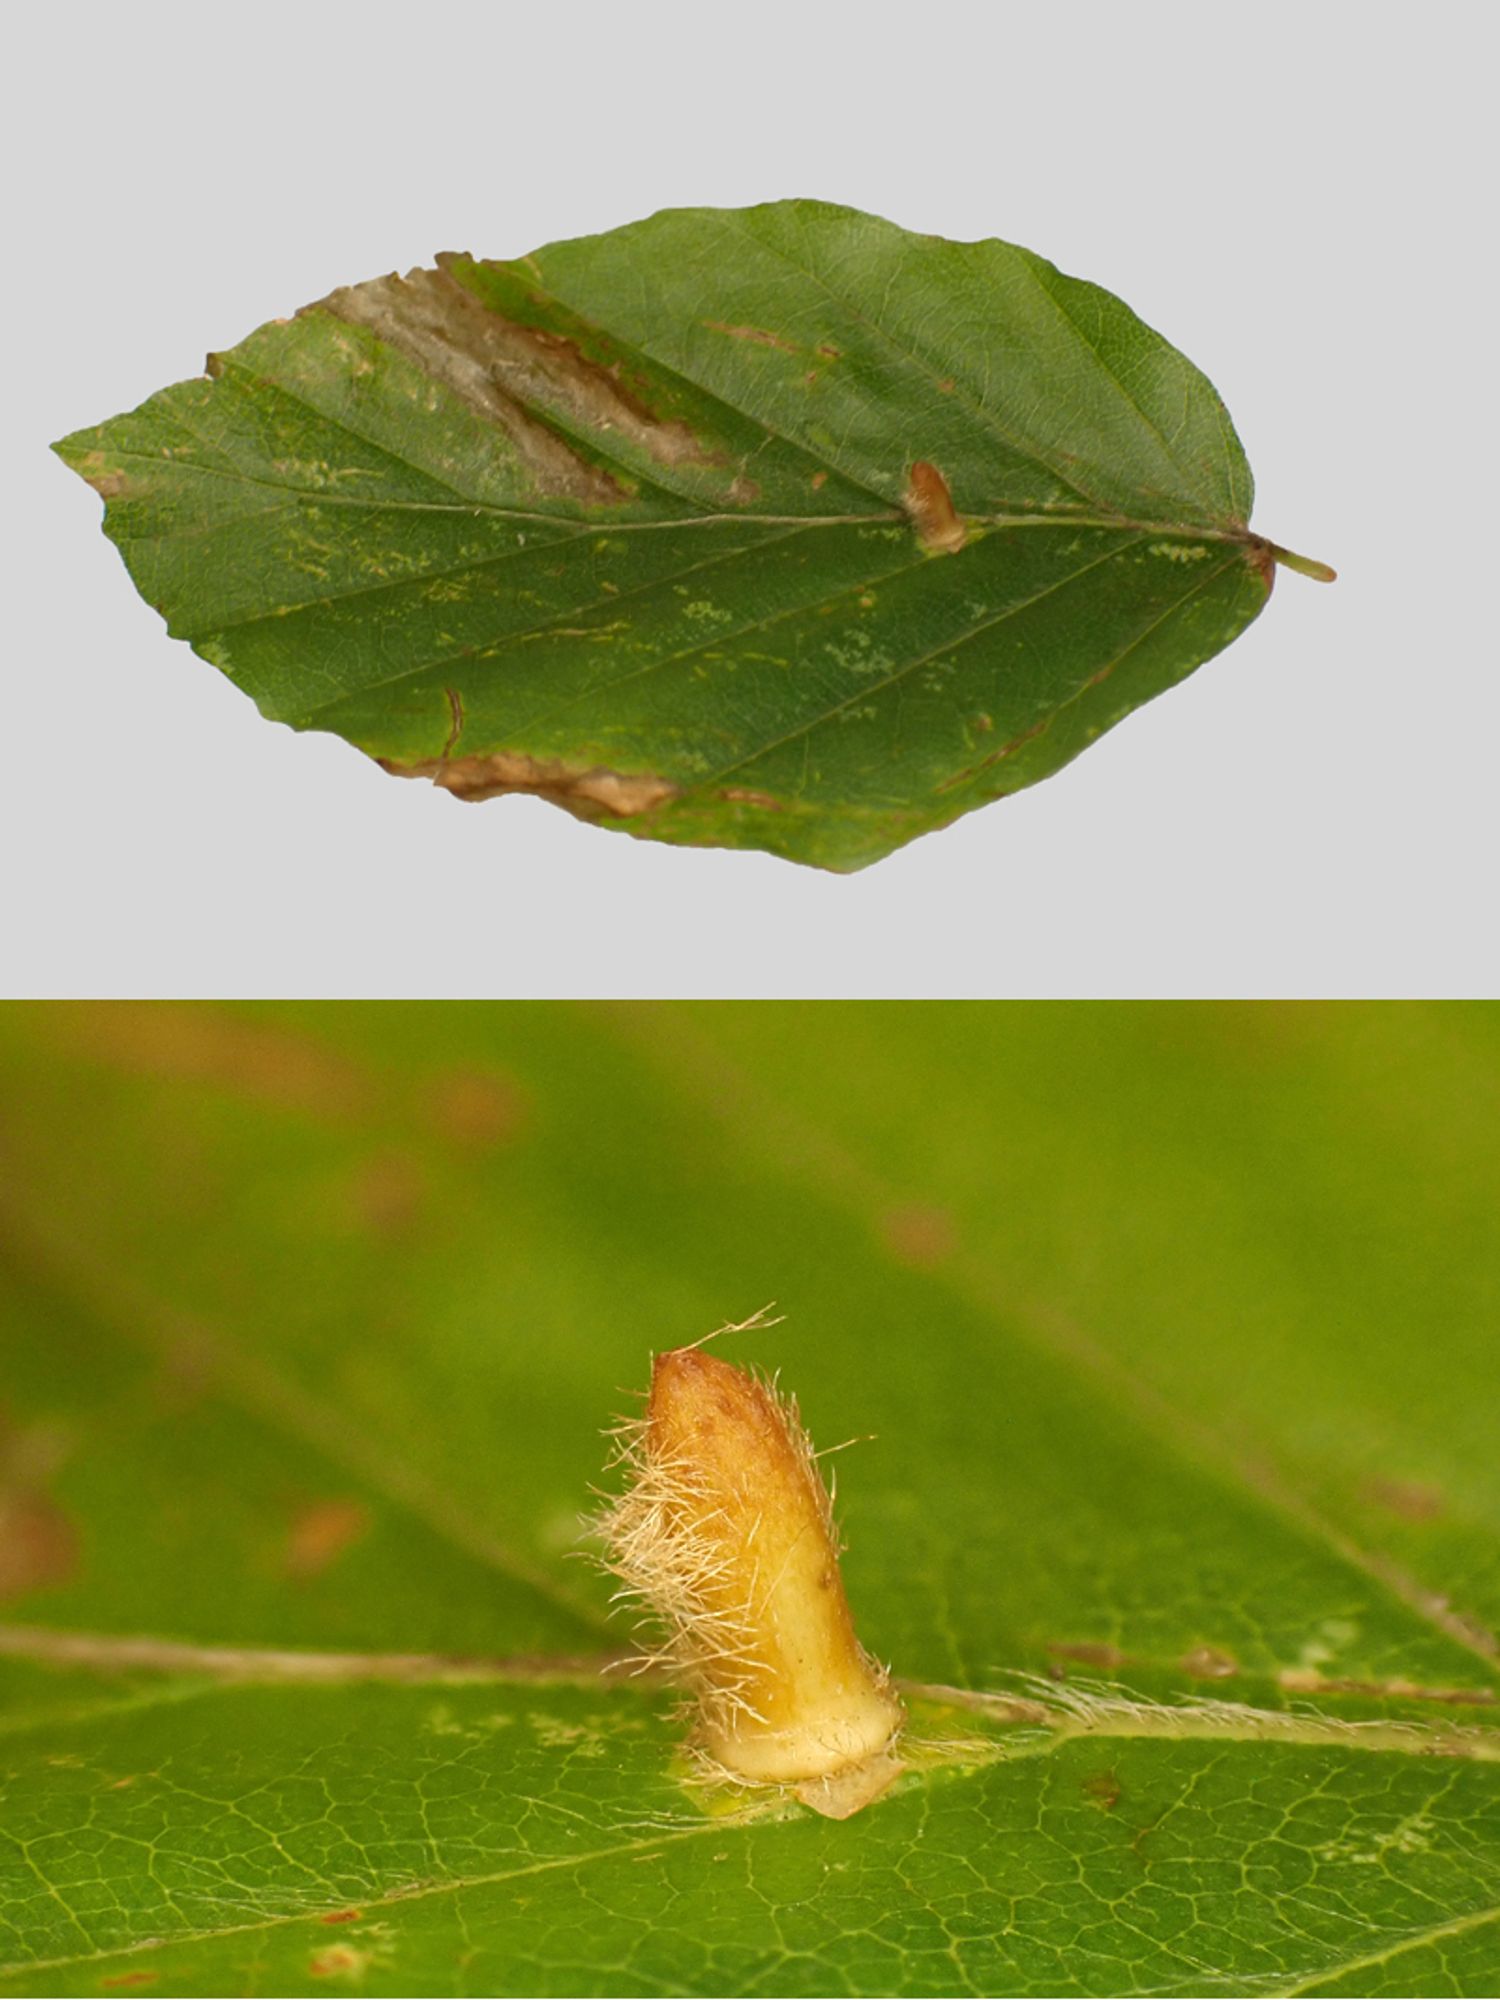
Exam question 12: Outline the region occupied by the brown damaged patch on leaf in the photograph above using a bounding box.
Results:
[316,267,626,505]
[1048,1642,1129,1670]
[283,1499,372,1581]
[320,260,726,497]
[0,1413,79,1603]
[43,1003,374,1123]
[880,1205,958,1269]
[0,1493,80,1602]
[70,449,128,500]
[308,1945,372,1980]
[1049,1636,1496,1708]
[1278,1670,1496,1707]
[1082,1769,1121,1810]
[720,787,784,812]
[1180,1645,1240,1680]
[346,1151,428,1237]
[903,461,967,554]
[320,1910,363,1927]
[1366,1477,1444,1522]
[703,321,799,353]
[430,1068,525,1151]
[441,685,465,759]
[437,255,725,473]
[384,750,676,822]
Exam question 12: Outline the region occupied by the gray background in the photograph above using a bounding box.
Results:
[8,2,1493,996]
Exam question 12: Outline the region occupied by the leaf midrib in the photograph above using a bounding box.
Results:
[88,444,1257,543]
[3,1630,1497,1759]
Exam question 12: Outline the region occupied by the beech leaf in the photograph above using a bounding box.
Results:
[55,204,1332,870]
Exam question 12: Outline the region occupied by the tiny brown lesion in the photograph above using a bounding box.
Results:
[902,460,966,554]
[440,686,465,759]
[702,321,799,353]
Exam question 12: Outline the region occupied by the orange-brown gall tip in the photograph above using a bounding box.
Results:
[600,1339,903,1808]
[903,460,967,554]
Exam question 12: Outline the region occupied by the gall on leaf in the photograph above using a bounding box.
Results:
[597,1322,904,1818]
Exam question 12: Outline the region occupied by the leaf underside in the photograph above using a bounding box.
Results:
[55,202,1289,869]
[0,1001,1497,1996]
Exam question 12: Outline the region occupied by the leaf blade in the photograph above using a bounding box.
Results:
[5,1002,1494,1995]
[56,202,1292,868]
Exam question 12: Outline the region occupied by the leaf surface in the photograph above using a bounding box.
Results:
[54,205,1324,869]
[1,1002,1496,1996]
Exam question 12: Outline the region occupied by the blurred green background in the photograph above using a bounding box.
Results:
[1,1000,1495,1696]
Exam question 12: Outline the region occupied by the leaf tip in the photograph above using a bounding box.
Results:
[52,435,128,501]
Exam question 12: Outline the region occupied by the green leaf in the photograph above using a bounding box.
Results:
[1,1001,1495,1997]
[53,204,1331,871]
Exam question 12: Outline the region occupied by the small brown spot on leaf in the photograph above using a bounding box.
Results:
[429,1068,524,1150]
[1083,1769,1121,1810]
[703,321,799,353]
[815,343,842,361]
[347,1151,427,1235]
[441,686,465,759]
[902,461,966,554]
[47,1004,374,1123]
[810,471,828,490]
[100,1974,157,1990]
[880,1205,957,1268]
[309,1946,371,1980]
[1181,1645,1239,1680]
[1366,1478,1443,1522]
[721,787,784,812]
[320,1910,363,1927]
[0,1494,79,1602]
[385,750,675,822]
[1048,1641,1127,1670]
[284,1500,371,1581]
